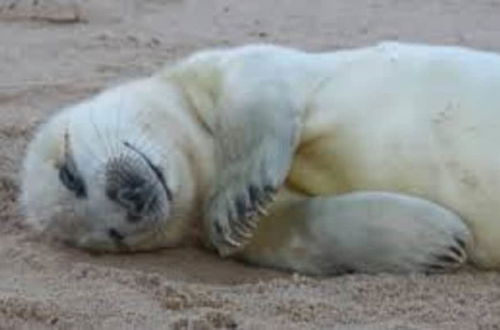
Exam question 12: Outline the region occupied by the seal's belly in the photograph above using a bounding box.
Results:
[287,44,500,268]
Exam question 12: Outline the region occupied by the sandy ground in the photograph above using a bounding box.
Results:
[0,0,499,329]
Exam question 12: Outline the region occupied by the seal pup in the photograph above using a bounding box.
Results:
[22,41,500,274]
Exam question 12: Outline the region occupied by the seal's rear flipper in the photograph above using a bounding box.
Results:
[238,192,471,275]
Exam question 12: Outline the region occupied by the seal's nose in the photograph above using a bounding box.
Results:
[105,157,160,221]
[115,184,151,214]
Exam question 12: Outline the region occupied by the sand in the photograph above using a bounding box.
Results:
[0,0,499,329]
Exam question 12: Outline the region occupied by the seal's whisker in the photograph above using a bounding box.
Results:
[128,103,170,159]
[110,89,128,159]
[125,137,169,189]
[89,94,125,161]
[70,117,107,170]
[125,107,168,160]
[113,91,124,158]
[144,185,161,211]
[89,102,115,160]
[80,136,106,168]
[104,120,119,160]
[126,133,152,161]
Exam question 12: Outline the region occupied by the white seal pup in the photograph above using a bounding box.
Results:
[21,41,500,274]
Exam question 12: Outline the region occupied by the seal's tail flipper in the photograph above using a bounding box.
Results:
[238,192,471,275]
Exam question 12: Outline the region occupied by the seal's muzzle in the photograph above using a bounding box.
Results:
[104,145,170,224]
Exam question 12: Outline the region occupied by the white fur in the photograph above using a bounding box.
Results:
[241,191,470,275]
[20,42,500,272]
[21,77,208,251]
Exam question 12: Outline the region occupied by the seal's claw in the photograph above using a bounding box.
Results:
[202,80,297,256]
[420,235,469,274]
[423,263,447,273]
[435,254,460,264]
[206,182,278,256]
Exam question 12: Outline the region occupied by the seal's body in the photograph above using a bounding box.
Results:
[283,42,500,269]
[21,42,500,274]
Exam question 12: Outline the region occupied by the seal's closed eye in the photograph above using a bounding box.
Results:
[59,162,87,198]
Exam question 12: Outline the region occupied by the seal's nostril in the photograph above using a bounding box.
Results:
[117,186,148,213]
[108,228,124,241]
[105,152,168,216]
[127,212,142,223]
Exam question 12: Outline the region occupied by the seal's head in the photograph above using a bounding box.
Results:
[20,81,198,252]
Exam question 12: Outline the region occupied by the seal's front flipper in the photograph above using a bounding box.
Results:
[239,192,472,275]
[167,48,303,256]
[205,83,300,256]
